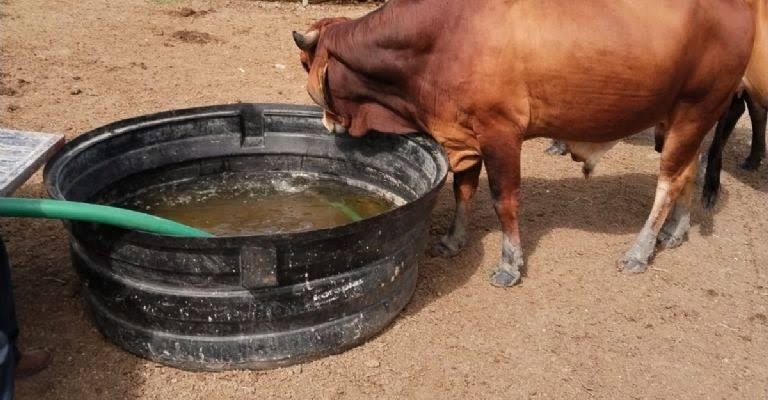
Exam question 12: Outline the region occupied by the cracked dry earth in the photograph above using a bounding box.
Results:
[1,0,767,399]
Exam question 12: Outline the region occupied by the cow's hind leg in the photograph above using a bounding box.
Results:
[657,161,696,249]
[702,96,745,210]
[741,92,767,170]
[619,107,713,273]
[431,162,482,257]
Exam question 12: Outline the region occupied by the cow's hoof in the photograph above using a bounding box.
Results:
[489,266,521,287]
[657,230,686,249]
[429,236,463,258]
[544,141,568,156]
[617,256,648,274]
[740,157,762,171]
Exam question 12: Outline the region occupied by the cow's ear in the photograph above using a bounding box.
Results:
[349,103,417,137]
[307,62,330,109]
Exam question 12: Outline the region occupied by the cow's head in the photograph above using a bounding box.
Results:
[293,18,419,137]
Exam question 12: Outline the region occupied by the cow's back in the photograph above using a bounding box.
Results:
[427,0,753,141]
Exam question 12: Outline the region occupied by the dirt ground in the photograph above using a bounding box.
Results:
[1,1,767,399]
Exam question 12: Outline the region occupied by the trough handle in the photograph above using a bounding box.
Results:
[239,245,279,289]
[240,104,266,147]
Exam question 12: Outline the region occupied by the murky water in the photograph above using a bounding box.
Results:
[112,172,399,236]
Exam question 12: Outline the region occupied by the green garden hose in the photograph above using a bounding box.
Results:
[326,201,363,222]
[0,198,213,238]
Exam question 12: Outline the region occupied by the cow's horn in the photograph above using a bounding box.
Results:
[293,30,319,50]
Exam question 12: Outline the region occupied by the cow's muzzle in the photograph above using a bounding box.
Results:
[322,112,347,134]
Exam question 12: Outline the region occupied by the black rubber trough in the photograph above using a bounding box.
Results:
[43,103,448,371]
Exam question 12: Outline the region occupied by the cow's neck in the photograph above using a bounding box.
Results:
[325,2,438,123]
[326,4,431,79]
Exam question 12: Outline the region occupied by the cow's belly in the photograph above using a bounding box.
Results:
[523,75,675,142]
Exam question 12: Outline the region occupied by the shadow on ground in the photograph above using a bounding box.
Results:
[405,170,660,317]
[715,127,768,196]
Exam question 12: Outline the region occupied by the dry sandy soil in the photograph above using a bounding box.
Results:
[1,1,767,399]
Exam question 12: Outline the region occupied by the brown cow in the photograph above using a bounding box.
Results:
[702,0,767,208]
[293,0,754,287]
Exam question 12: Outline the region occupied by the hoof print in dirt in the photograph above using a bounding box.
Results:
[169,7,213,18]
[171,30,221,45]
[0,87,18,96]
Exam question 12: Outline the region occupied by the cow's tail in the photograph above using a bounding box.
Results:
[701,125,726,213]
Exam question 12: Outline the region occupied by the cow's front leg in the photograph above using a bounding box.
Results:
[431,162,482,257]
[481,135,525,287]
